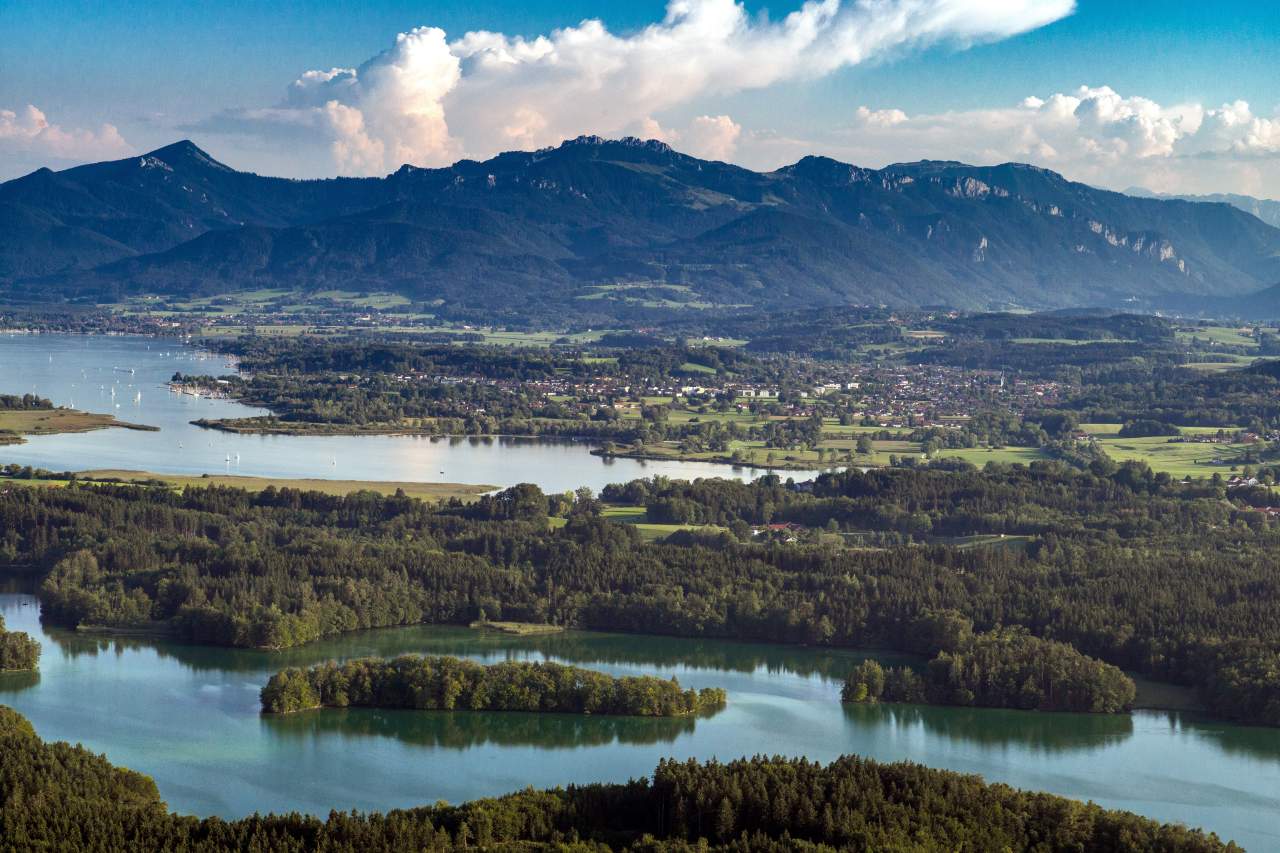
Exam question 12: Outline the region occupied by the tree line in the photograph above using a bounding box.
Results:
[3,465,1280,724]
[0,394,52,411]
[842,623,1135,713]
[0,615,39,672]
[261,655,726,717]
[0,704,1237,851]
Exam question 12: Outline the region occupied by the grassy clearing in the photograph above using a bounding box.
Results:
[600,504,726,541]
[1175,325,1260,349]
[1183,355,1258,371]
[902,330,946,340]
[469,621,564,635]
[936,533,1034,552]
[62,470,494,501]
[1093,435,1257,479]
[932,447,1052,466]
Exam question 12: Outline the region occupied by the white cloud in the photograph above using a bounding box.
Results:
[0,104,130,163]
[762,86,1280,195]
[198,0,1075,175]
[683,115,743,160]
[632,113,742,160]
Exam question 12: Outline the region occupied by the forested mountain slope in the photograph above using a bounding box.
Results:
[5,137,1279,321]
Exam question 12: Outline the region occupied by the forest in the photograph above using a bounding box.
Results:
[841,626,1136,713]
[2,461,1279,724]
[0,704,1238,851]
[0,615,39,671]
[260,655,726,717]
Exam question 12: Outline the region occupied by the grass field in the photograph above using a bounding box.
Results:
[1183,354,1258,371]
[601,504,726,541]
[932,446,1052,466]
[1093,435,1257,478]
[33,470,496,501]
[1175,325,1260,349]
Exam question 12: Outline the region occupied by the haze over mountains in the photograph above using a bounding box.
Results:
[3,136,1279,323]
[1125,187,1280,230]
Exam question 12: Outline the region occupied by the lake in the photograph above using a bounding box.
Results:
[0,333,826,493]
[1,595,1278,849]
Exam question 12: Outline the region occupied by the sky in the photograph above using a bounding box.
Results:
[2,0,1278,196]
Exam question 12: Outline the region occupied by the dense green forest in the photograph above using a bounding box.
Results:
[0,704,1237,851]
[3,459,1280,724]
[261,655,726,717]
[0,615,39,671]
[842,627,1136,713]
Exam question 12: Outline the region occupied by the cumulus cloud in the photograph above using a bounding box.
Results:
[633,114,742,160]
[0,104,130,162]
[683,115,743,161]
[799,86,1280,195]
[195,0,1074,174]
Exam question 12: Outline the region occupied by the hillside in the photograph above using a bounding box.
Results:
[1127,187,1280,230]
[4,137,1280,322]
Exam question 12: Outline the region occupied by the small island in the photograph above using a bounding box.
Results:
[0,615,40,672]
[843,627,1136,714]
[261,655,727,717]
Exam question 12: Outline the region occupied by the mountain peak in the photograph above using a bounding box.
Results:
[551,135,675,156]
[777,155,870,185]
[142,140,231,171]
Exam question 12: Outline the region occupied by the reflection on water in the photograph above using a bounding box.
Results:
[264,705,699,750]
[2,592,1280,850]
[44,620,906,683]
[0,669,40,694]
[844,702,1134,755]
[0,333,827,492]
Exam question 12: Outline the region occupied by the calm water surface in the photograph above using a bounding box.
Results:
[1,596,1278,849]
[0,333,824,492]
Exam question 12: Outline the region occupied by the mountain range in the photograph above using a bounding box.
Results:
[3,137,1280,322]
[1125,187,1280,230]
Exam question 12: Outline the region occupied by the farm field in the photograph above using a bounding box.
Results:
[1093,435,1258,478]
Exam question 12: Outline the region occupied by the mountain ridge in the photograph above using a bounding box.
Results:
[1126,186,1280,230]
[4,137,1279,322]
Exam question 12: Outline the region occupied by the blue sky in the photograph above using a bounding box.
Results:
[2,1,1278,194]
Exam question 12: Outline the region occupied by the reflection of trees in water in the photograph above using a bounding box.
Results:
[41,613,909,683]
[843,702,1135,755]
[262,706,700,750]
[0,669,40,695]
[1147,710,1280,762]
